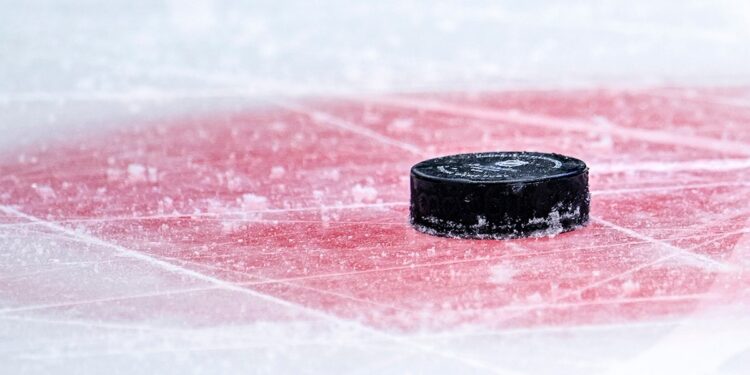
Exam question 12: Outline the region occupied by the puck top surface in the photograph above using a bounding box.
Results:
[411,152,587,183]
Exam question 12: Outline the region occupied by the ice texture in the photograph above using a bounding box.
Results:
[2,0,750,374]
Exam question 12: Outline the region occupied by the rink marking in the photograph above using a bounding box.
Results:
[371,96,750,156]
[0,205,519,375]
[3,225,737,318]
[272,100,426,156]
[591,217,731,271]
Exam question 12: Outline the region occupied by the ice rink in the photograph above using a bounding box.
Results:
[2,1,750,374]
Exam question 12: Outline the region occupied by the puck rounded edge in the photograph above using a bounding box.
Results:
[409,151,590,239]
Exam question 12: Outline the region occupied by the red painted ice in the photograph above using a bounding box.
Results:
[1,88,749,373]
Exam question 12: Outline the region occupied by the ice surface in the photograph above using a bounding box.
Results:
[2,0,750,374]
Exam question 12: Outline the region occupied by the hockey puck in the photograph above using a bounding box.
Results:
[409,151,590,239]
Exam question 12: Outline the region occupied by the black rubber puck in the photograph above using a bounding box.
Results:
[409,151,590,239]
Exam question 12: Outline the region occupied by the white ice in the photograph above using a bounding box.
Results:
[2,1,750,374]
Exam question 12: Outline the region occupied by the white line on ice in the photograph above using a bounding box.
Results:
[591,216,732,271]
[0,205,520,375]
[648,89,750,110]
[271,100,426,156]
[592,180,750,196]
[591,158,750,174]
[370,96,750,156]
[604,222,750,375]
